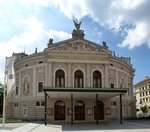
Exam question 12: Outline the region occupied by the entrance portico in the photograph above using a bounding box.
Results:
[43,87,127,125]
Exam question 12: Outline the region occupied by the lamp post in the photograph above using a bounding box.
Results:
[2,57,7,128]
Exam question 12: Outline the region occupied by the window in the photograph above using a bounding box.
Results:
[36,101,45,107]
[146,91,148,96]
[16,86,18,95]
[55,70,65,87]
[41,101,45,106]
[110,83,114,88]
[36,101,40,106]
[93,71,102,88]
[9,74,13,79]
[14,103,18,108]
[38,82,43,92]
[140,93,142,97]
[74,70,84,88]
[39,61,43,64]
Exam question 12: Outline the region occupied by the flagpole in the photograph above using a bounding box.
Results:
[2,57,7,128]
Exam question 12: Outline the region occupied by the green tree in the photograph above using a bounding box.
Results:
[140,105,148,113]
[0,83,4,115]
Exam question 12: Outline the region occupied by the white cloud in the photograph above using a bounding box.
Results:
[49,0,150,49]
[118,23,150,49]
[48,29,71,41]
[0,16,71,83]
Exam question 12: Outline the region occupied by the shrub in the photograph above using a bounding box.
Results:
[140,105,148,113]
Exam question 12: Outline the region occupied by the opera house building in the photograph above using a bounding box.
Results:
[6,21,136,125]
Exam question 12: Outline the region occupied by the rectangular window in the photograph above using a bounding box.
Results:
[14,103,18,107]
[9,74,13,79]
[16,86,18,95]
[38,82,43,92]
[36,101,45,107]
[140,93,142,97]
[36,101,40,106]
[110,83,114,88]
[41,101,45,106]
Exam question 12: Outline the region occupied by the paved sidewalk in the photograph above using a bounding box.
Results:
[1,120,150,132]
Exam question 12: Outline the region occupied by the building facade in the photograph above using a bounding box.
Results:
[135,76,150,109]
[6,21,136,123]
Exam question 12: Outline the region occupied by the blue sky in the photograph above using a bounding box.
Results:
[0,0,150,84]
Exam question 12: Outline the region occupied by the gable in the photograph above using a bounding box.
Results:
[44,39,112,55]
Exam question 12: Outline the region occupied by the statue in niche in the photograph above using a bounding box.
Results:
[23,76,30,95]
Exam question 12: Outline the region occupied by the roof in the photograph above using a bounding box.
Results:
[43,87,128,99]
[134,76,150,86]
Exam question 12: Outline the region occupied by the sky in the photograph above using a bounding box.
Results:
[0,0,150,85]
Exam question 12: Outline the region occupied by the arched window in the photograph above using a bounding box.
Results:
[55,70,65,87]
[74,70,84,88]
[93,70,102,88]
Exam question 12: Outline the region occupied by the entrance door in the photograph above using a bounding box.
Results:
[54,101,65,120]
[75,101,85,120]
[94,101,104,120]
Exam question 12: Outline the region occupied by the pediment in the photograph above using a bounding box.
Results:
[45,39,111,55]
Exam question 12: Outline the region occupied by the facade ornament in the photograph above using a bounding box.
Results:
[102,41,108,49]
[72,20,85,39]
[35,47,37,53]
[47,38,53,47]
[23,76,30,95]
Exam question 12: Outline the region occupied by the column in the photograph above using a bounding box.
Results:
[48,62,52,87]
[86,63,90,87]
[120,94,123,124]
[116,70,119,88]
[105,64,109,88]
[32,67,36,97]
[68,63,71,87]
[45,64,48,87]
[96,94,99,125]
[44,92,47,125]
[18,72,21,98]
[71,93,73,125]
[18,72,21,118]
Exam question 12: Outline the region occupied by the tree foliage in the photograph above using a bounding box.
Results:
[0,83,4,115]
[140,105,148,113]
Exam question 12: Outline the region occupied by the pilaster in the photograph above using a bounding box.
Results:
[86,63,90,87]
[104,64,109,88]
[68,63,72,87]
[32,67,36,97]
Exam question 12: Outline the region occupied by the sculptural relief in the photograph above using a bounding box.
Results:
[23,76,30,95]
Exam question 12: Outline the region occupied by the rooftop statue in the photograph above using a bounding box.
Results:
[73,20,82,31]
[72,19,85,39]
